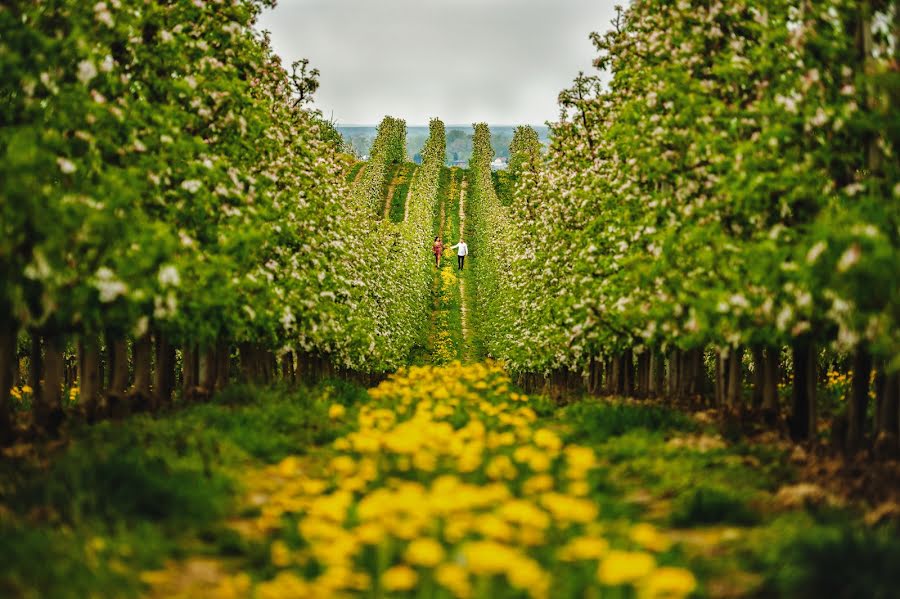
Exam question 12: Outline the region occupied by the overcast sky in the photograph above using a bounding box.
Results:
[256,0,617,125]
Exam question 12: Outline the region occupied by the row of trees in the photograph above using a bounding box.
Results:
[351,116,407,216]
[0,0,443,442]
[349,117,446,371]
[472,0,899,451]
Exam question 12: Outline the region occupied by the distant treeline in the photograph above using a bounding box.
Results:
[337,125,550,164]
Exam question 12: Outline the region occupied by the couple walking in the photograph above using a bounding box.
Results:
[433,236,468,270]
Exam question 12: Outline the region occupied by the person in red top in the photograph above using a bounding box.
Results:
[432,236,444,267]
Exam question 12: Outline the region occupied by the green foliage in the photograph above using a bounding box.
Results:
[473,0,900,377]
[0,380,351,598]
[507,125,542,178]
[562,400,698,442]
[759,521,900,599]
[670,485,760,527]
[388,164,416,223]
[0,0,371,434]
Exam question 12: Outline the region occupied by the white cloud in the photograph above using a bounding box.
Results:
[256,0,617,124]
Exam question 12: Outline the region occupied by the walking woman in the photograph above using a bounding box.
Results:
[432,236,444,267]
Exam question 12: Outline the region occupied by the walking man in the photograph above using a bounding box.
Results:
[450,238,468,270]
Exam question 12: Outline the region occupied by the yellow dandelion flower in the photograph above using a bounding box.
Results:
[533,428,562,452]
[523,474,555,495]
[640,566,697,598]
[558,536,610,561]
[270,540,293,567]
[436,563,471,599]
[461,541,520,575]
[404,538,445,567]
[328,403,346,419]
[598,550,656,586]
[630,523,672,552]
[381,565,418,591]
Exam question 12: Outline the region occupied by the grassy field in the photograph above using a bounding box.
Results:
[2,365,897,598]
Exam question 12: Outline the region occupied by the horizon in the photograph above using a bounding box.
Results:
[335,123,552,128]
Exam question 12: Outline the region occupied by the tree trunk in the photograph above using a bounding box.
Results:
[762,345,780,424]
[282,351,294,381]
[108,339,130,397]
[622,349,634,397]
[714,352,725,407]
[875,371,899,455]
[36,334,66,433]
[608,355,619,396]
[675,350,689,400]
[635,352,648,398]
[0,321,17,444]
[726,346,744,410]
[182,344,198,401]
[790,337,816,442]
[107,337,130,415]
[586,359,600,396]
[239,342,254,382]
[846,345,873,451]
[202,345,218,392]
[79,336,103,421]
[153,332,174,409]
[130,333,153,406]
[215,340,229,391]
[604,359,613,395]
[751,346,765,408]
[29,333,43,413]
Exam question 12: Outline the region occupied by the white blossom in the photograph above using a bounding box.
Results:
[837,244,861,272]
[57,157,76,174]
[776,306,793,331]
[95,267,128,302]
[806,241,827,263]
[133,316,149,338]
[158,265,181,287]
[181,179,202,193]
[77,59,98,84]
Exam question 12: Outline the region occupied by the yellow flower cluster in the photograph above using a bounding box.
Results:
[163,362,697,598]
[825,369,877,401]
[440,266,458,290]
[9,385,33,401]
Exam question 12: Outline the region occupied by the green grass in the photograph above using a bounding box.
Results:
[380,162,401,216]
[388,164,417,222]
[670,485,760,526]
[345,161,365,182]
[561,399,698,442]
[546,395,899,597]
[756,518,900,598]
[0,380,360,598]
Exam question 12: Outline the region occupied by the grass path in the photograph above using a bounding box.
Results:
[349,162,366,185]
[458,177,472,362]
[383,165,404,220]
[422,169,464,365]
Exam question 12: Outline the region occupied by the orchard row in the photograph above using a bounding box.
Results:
[0,1,438,441]
[468,0,899,451]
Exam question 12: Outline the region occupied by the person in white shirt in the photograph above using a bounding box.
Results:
[449,238,468,270]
